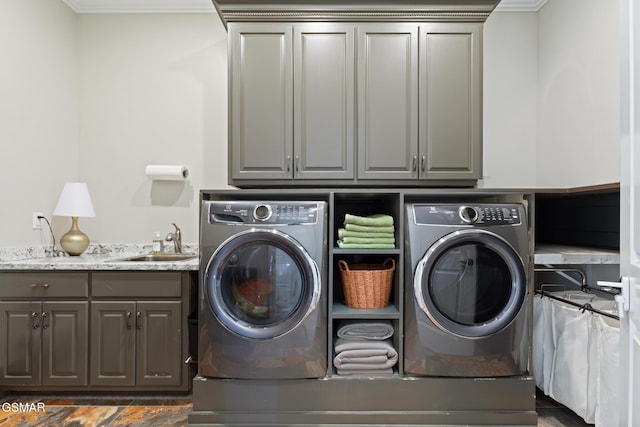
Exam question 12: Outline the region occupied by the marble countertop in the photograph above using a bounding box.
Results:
[534,244,620,265]
[0,244,199,271]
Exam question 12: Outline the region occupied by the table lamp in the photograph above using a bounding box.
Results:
[53,182,96,256]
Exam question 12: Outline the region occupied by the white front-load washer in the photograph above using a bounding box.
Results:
[404,203,530,377]
[199,200,327,379]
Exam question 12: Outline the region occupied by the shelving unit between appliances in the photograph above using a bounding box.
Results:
[328,191,403,376]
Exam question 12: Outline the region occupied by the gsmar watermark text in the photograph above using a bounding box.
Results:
[2,402,46,413]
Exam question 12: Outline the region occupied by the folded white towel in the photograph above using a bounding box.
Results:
[336,320,394,341]
[336,368,394,376]
[333,339,398,370]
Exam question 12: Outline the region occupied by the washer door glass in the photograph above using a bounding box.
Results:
[415,229,526,338]
[205,229,320,340]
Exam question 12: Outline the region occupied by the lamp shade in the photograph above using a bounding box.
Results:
[53,182,96,217]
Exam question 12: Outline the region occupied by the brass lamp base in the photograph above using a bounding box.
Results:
[60,216,90,256]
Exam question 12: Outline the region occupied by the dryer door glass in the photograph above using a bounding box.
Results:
[205,230,321,340]
[416,230,526,338]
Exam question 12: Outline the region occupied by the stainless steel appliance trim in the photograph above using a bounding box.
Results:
[203,228,321,340]
[414,228,527,339]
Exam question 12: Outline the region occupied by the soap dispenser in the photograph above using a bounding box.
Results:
[152,232,164,254]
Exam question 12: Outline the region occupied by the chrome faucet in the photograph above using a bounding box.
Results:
[166,223,183,253]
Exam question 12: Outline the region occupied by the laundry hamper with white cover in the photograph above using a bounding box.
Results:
[593,307,620,427]
[549,301,592,423]
[532,296,546,390]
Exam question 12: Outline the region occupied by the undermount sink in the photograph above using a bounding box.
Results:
[110,253,197,262]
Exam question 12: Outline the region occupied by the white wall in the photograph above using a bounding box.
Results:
[536,0,619,188]
[0,0,79,247]
[481,11,538,188]
[77,13,229,245]
[0,0,621,249]
[482,0,619,189]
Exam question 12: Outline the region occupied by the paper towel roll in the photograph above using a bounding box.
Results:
[145,165,189,180]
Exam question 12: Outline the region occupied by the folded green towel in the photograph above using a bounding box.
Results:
[344,223,395,233]
[337,241,395,249]
[344,214,394,227]
[338,228,395,239]
[341,236,395,245]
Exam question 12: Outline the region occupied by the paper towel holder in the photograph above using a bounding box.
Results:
[145,165,189,181]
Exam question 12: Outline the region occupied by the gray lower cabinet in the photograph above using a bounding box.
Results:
[228,22,482,186]
[90,272,185,389]
[0,270,192,392]
[90,301,181,387]
[229,23,354,181]
[0,273,89,387]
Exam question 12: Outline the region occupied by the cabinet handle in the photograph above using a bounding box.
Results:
[42,312,49,329]
[286,156,291,172]
[136,312,142,329]
[126,312,132,329]
[295,155,300,172]
[32,312,39,330]
[31,283,49,288]
[412,156,417,172]
[421,155,426,172]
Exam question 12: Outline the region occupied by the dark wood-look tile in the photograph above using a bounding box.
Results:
[1,392,594,427]
[0,398,191,427]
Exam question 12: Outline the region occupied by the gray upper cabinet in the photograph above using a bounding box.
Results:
[419,23,482,181]
[358,23,482,181]
[294,24,355,180]
[230,24,293,180]
[357,24,418,180]
[230,23,355,181]
[226,11,488,186]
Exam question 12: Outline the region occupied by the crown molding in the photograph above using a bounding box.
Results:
[62,0,547,14]
[494,0,548,12]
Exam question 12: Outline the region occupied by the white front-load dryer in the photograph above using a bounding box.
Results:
[404,203,530,377]
[199,200,327,379]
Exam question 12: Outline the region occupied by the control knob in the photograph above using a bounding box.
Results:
[459,206,479,224]
[253,204,272,221]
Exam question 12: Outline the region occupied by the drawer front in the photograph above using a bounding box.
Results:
[0,272,89,298]
[92,272,182,298]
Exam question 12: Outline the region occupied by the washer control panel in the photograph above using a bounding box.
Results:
[208,201,320,225]
[413,204,522,226]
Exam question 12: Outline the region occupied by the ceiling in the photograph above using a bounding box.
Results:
[62,0,548,13]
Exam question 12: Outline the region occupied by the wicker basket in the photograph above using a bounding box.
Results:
[338,258,395,309]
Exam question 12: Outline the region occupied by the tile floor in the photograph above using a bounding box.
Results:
[0,390,592,427]
[536,391,594,427]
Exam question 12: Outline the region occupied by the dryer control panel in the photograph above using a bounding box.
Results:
[413,204,522,226]
[208,201,320,225]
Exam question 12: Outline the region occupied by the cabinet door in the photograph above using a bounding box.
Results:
[90,301,136,386]
[136,301,181,386]
[42,301,88,386]
[418,23,482,180]
[293,24,355,179]
[357,24,418,180]
[0,302,41,386]
[229,23,293,180]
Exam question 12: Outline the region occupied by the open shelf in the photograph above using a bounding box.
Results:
[328,192,404,378]
[332,303,400,319]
